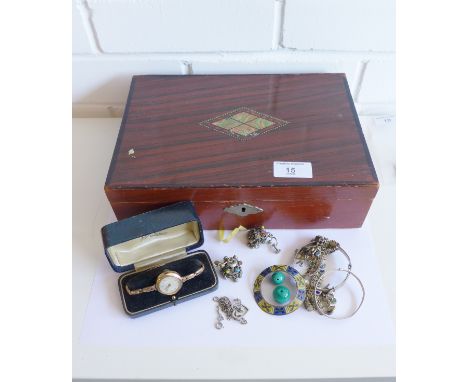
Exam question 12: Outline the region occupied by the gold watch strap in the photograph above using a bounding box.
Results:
[125,284,156,295]
[182,263,205,282]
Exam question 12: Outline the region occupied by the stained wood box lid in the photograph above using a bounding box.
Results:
[106,74,378,195]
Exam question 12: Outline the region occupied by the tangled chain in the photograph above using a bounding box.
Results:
[304,281,337,314]
[247,226,281,253]
[294,235,339,276]
[213,296,248,329]
[295,236,340,313]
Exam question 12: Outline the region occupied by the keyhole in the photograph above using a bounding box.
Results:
[241,207,246,213]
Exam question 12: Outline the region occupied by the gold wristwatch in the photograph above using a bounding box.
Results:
[125,263,205,296]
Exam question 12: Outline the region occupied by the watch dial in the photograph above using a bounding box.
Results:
[158,275,182,295]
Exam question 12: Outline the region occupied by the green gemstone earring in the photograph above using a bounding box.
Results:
[271,271,285,285]
[273,285,291,304]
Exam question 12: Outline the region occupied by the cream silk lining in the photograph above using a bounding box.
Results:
[107,221,200,269]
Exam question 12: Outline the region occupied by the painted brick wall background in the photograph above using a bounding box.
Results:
[73,0,395,117]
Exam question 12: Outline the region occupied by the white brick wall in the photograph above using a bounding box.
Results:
[283,0,395,51]
[90,0,275,52]
[73,3,93,54]
[73,0,395,117]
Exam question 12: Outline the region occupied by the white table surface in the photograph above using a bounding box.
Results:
[73,117,395,381]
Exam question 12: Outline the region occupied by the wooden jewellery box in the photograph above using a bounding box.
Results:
[104,74,379,229]
[101,201,218,317]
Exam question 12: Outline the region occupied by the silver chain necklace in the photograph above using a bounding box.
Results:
[213,296,248,329]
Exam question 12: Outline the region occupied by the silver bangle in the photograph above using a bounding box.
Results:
[331,247,352,289]
[313,268,365,320]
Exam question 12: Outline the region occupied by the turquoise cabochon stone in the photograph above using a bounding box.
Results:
[273,285,290,304]
[271,271,285,285]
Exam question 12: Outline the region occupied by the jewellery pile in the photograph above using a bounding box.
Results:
[213,296,249,329]
[308,284,337,315]
[294,236,363,319]
[247,226,281,253]
[295,235,341,276]
[214,255,243,282]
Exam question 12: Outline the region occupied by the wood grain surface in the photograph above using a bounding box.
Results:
[105,74,378,228]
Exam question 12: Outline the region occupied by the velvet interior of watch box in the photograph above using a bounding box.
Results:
[101,201,218,317]
[105,73,379,229]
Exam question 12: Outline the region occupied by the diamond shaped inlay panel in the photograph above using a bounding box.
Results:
[199,107,289,140]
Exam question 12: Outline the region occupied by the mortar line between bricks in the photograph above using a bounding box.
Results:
[353,60,370,102]
[272,0,286,49]
[76,0,103,54]
[72,51,395,61]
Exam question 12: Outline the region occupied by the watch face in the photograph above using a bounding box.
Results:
[158,274,183,295]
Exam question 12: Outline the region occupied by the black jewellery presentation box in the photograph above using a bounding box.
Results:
[101,201,218,317]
